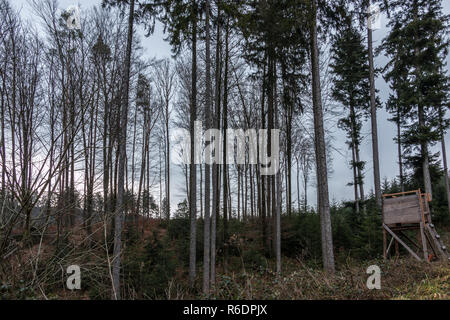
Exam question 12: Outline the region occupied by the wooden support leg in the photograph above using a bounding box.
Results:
[399,231,421,249]
[383,229,387,260]
[419,222,429,262]
[383,224,422,262]
[424,228,438,258]
[417,230,421,251]
[386,236,394,257]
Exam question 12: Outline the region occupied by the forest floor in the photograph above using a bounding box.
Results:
[201,256,449,300]
[185,225,450,300]
[2,222,449,300]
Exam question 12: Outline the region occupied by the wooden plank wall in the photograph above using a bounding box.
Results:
[383,194,421,225]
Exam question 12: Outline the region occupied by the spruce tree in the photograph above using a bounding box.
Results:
[238,0,309,266]
[381,0,450,199]
[330,16,371,213]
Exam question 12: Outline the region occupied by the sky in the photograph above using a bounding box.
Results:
[10,0,450,211]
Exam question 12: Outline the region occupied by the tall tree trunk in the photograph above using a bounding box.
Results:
[259,61,267,254]
[303,164,308,212]
[350,104,360,214]
[1,70,5,198]
[352,144,360,214]
[367,17,382,209]
[237,167,241,220]
[274,67,281,274]
[185,164,189,204]
[10,31,17,213]
[146,122,151,221]
[438,108,450,214]
[222,18,230,271]
[440,134,450,213]
[199,163,203,219]
[227,170,232,217]
[112,0,135,300]
[203,0,212,294]
[210,2,222,288]
[286,103,293,216]
[355,146,365,205]
[310,0,335,274]
[396,109,404,192]
[440,134,450,214]
[296,156,300,212]
[166,99,170,219]
[159,142,163,220]
[136,110,148,222]
[89,102,98,237]
[415,0,432,202]
[268,55,275,257]
[189,2,198,288]
[244,164,248,220]
[250,164,254,218]
[131,105,138,216]
[418,106,432,198]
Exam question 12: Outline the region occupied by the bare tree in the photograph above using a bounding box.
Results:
[153,59,175,220]
[203,0,212,294]
[112,0,135,300]
[309,0,335,274]
[188,0,199,288]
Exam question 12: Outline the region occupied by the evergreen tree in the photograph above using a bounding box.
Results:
[237,0,309,270]
[345,0,386,210]
[330,16,371,214]
[381,0,450,199]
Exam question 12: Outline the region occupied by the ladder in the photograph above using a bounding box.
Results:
[419,192,449,261]
[425,223,449,261]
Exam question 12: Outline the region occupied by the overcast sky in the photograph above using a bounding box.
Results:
[10,0,450,210]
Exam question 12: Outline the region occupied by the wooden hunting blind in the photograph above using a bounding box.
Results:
[382,190,449,262]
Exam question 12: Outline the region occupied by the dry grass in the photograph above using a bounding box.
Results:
[207,258,449,300]
[2,220,448,300]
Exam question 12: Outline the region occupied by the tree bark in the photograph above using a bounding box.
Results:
[202,0,212,295]
[352,144,360,214]
[310,0,335,274]
[211,2,222,287]
[438,108,450,214]
[189,1,199,288]
[296,156,300,212]
[441,135,450,214]
[222,18,230,271]
[367,22,382,209]
[396,109,404,192]
[259,61,267,254]
[274,65,281,274]
[112,0,135,300]
[418,105,433,198]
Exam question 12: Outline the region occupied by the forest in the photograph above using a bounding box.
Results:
[0,0,449,300]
